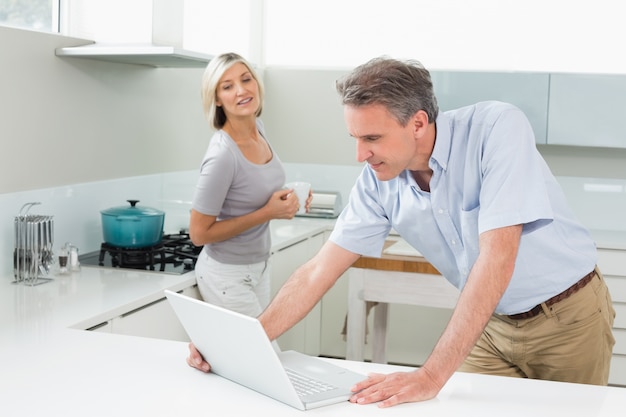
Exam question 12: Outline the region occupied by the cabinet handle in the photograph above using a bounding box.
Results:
[121,297,166,317]
[87,321,110,331]
[276,238,308,252]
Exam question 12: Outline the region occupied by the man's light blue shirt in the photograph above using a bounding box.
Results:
[330,101,597,315]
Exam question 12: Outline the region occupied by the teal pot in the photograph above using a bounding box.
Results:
[100,200,165,248]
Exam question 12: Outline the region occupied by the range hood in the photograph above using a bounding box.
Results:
[55,43,213,68]
[54,0,212,68]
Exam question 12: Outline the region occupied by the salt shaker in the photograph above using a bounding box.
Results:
[69,245,81,272]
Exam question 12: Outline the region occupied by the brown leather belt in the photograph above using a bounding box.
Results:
[506,270,596,320]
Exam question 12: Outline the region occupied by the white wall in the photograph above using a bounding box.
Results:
[0,26,210,194]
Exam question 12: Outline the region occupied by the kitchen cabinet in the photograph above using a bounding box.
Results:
[548,74,626,148]
[597,248,626,386]
[430,70,550,144]
[108,285,201,342]
[269,232,325,355]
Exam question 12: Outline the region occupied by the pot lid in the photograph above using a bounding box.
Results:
[100,200,165,217]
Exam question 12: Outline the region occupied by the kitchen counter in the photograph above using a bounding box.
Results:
[1,292,625,416]
[1,218,334,341]
[270,217,334,252]
[2,313,626,416]
[592,229,626,251]
[1,218,626,415]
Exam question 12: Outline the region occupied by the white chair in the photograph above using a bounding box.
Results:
[346,267,459,364]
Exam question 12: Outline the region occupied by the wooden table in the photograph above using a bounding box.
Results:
[352,240,441,274]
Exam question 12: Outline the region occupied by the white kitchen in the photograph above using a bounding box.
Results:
[2,0,626,415]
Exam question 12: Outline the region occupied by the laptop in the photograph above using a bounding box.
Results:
[164,290,366,410]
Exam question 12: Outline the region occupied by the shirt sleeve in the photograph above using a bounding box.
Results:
[329,167,392,257]
[192,135,236,217]
[476,104,554,235]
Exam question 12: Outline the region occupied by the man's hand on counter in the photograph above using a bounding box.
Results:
[349,368,441,407]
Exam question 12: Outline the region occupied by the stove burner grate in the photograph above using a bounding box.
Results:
[98,232,202,272]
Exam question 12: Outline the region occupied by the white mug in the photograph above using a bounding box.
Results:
[285,182,311,215]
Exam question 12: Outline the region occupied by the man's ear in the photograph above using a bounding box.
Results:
[413,110,430,137]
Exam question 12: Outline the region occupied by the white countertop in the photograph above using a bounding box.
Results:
[1,217,625,415]
[270,217,334,252]
[1,218,334,340]
[592,229,626,251]
[2,325,625,416]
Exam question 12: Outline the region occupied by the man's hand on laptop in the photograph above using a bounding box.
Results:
[187,343,211,372]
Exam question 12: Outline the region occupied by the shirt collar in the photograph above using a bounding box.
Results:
[431,112,452,171]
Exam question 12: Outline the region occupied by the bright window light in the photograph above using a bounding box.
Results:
[0,0,59,32]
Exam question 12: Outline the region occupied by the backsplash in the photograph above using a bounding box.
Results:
[0,172,197,278]
[556,176,626,231]
[1,164,624,278]
[0,163,362,278]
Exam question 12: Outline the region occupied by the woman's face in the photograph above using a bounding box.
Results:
[215,62,260,120]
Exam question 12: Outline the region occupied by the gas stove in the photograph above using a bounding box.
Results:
[79,231,202,275]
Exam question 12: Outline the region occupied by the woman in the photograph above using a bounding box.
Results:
[190,52,307,317]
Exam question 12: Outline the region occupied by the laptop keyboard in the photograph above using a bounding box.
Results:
[285,369,337,397]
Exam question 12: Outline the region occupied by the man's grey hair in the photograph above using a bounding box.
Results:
[336,56,439,126]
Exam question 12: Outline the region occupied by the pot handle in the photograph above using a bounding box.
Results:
[127,200,139,207]
[115,215,141,222]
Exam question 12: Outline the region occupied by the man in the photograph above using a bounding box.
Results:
[188,57,615,407]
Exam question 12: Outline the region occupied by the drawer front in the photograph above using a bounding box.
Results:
[615,328,626,355]
[598,249,626,277]
[614,303,626,329]
[605,276,626,303]
[609,355,626,387]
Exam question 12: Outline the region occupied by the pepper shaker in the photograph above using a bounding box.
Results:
[58,245,69,275]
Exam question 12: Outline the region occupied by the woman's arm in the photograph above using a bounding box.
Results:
[189,188,300,246]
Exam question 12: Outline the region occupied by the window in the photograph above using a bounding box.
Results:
[0,0,59,32]
[263,0,626,74]
[5,0,625,74]
[184,0,259,61]
[60,0,152,43]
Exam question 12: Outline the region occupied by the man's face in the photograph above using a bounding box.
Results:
[344,104,420,181]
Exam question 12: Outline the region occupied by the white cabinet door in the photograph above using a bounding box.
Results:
[548,74,626,148]
[597,248,626,386]
[431,70,550,144]
[610,356,626,388]
[110,285,201,342]
[270,233,325,355]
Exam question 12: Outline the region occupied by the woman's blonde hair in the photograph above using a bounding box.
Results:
[201,52,264,130]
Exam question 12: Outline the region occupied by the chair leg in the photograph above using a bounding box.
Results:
[346,271,366,361]
[372,303,389,363]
